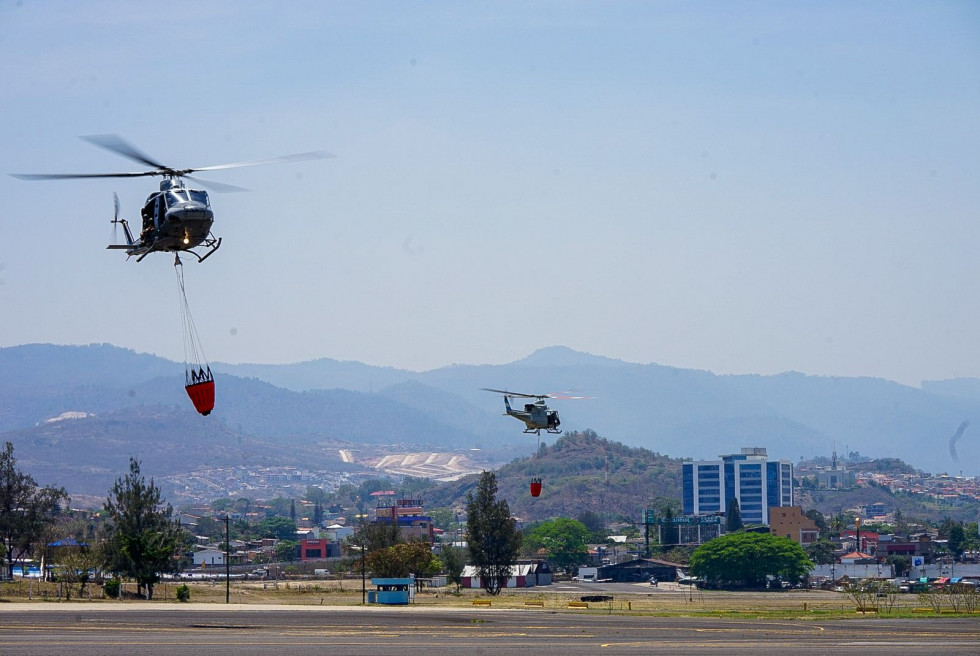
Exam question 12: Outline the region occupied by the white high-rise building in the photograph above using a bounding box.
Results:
[682,447,794,526]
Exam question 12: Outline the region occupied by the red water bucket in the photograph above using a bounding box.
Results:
[529,479,542,497]
[185,379,215,416]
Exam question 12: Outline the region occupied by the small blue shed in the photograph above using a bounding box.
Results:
[368,577,415,605]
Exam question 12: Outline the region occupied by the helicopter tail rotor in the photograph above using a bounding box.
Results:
[108,192,136,248]
[111,192,119,242]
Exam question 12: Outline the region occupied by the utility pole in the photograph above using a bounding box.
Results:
[225,515,230,604]
[361,530,367,605]
[644,509,653,558]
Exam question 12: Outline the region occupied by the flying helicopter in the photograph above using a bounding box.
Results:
[12,134,332,262]
[481,388,565,435]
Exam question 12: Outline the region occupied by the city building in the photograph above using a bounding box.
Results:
[373,495,435,543]
[682,447,794,525]
[769,506,820,546]
[842,529,879,555]
[815,450,855,489]
[299,538,334,561]
[193,548,226,566]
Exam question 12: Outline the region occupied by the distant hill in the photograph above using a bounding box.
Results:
[0,344,501,450]
[3,343,980,497]
[5,405,282,496]
[798,483,978,524]
[216,346,980,474]
[411,430,684,523]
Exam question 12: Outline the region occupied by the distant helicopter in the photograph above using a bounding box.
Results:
[482,389,565,435]
[12,134,331,262]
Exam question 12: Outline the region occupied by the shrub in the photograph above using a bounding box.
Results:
[103,578,121,598]
[175,584,190,602]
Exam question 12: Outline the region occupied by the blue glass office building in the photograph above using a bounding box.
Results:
[682,447,793,525]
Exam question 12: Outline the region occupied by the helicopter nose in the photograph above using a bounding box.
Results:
[170,204,214,225]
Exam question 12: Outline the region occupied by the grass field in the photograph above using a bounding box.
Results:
[3,577,977,620]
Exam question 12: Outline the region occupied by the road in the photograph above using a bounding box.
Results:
[0,604,976,655]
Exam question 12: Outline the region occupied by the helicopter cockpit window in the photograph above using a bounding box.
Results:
[188,190,210,206]
[165,191,189,207]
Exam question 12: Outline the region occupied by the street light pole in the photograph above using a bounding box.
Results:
[225,515,230,604]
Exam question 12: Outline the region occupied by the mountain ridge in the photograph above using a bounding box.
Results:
[2,343,978,485]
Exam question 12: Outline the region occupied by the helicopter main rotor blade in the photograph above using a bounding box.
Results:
[481,388,549,399]
[184,174,249,193]
[81,134,170,171]
[11,171,160,180]
[187,150,334,174]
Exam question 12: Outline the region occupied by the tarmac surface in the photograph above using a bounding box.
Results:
[1,603,977,655]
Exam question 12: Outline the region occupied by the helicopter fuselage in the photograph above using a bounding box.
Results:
[142,185,214,250]
[111,179,221,262]
[503,396,561,434]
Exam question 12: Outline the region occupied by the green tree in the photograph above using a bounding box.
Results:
[332,559,349,591]
[276,540,299,562]
[366,541,438,579]
[210,498,234,512]
[940,519,967,560]
[195,516,225,541]
[232,497,252,516]
[964,522,980,554]
[660,505,679,547]
[304,486,329,506]
[885,554,912,577]
[53,542,100,600]
[428,507,456,532]
[102,458,186,600]
[355,519,401,554]
[441,544,466,593]
[726,498,744,532]
[828,513,847,538]
[805,538,837,565]
[690,532,812,589]
[0,442,68,579]
[466,471,522,596]
[576,510,607,542]
[343,517,402,581]
[523,518,591,573]
[265,497,293,518]
[258,516,298,541]
[648,496,682,518]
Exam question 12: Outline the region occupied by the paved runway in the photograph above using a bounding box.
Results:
[1,604,976,655]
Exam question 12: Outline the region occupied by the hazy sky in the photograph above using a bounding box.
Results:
[1,1,978,386]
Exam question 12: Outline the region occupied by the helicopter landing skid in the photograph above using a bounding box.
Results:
[195,237,222,263]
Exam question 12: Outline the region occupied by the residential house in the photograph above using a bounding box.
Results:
[769,506,820,546]
[461,561,552,589]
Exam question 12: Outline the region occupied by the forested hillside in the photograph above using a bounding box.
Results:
[422,430,683,523]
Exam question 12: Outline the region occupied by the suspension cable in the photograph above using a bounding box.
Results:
[174,255,209,384]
